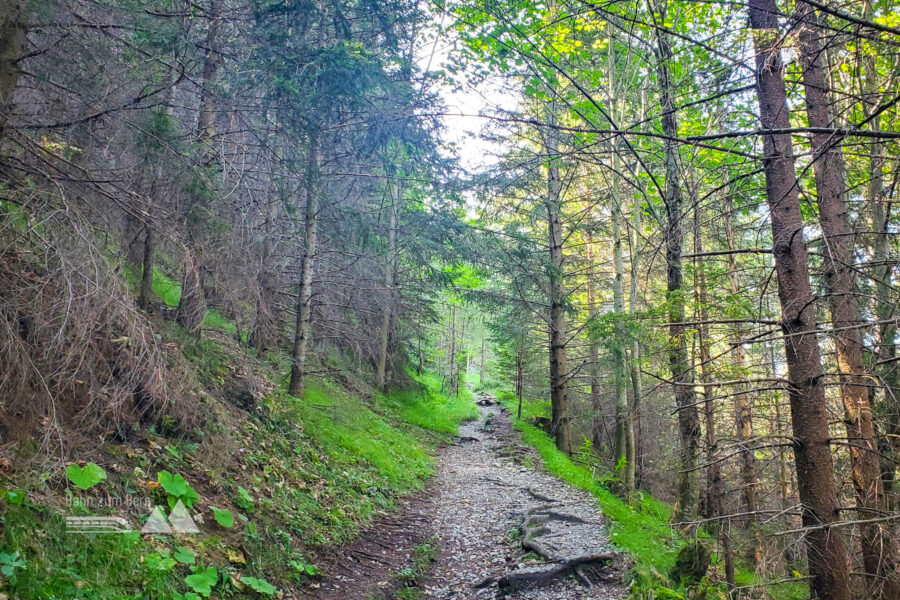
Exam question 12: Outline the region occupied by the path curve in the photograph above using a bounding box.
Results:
[311,399,625,600]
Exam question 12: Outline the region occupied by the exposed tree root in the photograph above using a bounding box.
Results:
[525,487,556,502]
[473,500,619,594]
[497,553,615,592]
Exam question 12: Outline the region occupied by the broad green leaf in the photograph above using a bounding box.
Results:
[174,546,196,565]
[157,470,188,497]
[66,463,107,490]
[184,566,218,597]
[211,506,234,528]
[240,576,278,595]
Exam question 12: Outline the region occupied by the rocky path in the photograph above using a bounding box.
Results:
[311,399,624,599]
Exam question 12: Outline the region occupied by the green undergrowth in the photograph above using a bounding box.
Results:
[0,308,475,598]
[377,371,479,436]
[497,392,808,600]
[122,264,236,334]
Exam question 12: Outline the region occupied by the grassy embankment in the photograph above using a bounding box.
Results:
[0,269,476,599]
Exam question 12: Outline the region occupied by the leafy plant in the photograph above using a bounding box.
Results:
[240,575,278,595]
[210,506,234,528]
[184,565,218,597]
[289,556,319,577]
[234,486,255,512]
[174,546,196,565]
[144,550,176,572]
[3,489,24,504]
[0,550,26,583]
[66,462,107,490]
[157,470,200,509]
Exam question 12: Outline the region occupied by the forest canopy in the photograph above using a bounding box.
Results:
[1,0,900,598]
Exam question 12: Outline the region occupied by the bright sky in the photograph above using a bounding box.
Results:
[415,13,519,174]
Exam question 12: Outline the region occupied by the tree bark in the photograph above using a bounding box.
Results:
[796,6,899,595]
[652,0,699,518]
[0,0,26,144]
[748,1,851,597]
[196,0,223,148]
[480,323,486,386]
[175,250,206,334]
[516,337,524,420]
[138,223,154,311]
[608,28,632,489]
[724,191,760,522]
[449,304,458,395]
[629,85,648,488]
[374,181,399,391]
[176,0,223,334]
[586,232,604,453]
[545,102,572,454]
[694,206,733,586]
[861,0,900,512]
[288,130,321,397]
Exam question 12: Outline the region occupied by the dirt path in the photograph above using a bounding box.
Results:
[310,400,625,600]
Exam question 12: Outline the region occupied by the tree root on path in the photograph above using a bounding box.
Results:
[524,487,555,502]
[473,553,615,592]
[498,553,615,592]
[472,502,619,594]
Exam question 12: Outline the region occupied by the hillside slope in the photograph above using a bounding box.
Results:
[0,315,476,599]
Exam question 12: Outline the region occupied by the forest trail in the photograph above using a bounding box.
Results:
[312,398,624,600]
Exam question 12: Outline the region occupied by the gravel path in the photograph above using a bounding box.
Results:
[423,401,624,599]
[309,399,625,599]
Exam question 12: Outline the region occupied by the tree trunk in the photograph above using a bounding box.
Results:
[417,338,423,376]
[197,0,223,148]
[608,29,632,488]
[516,339,524,420]
[694,207,732,586]
[586,232,604,452]
[0,0,26,144]
[288,131,321,397]
[724,191,760,522]
[175,251,206,334]
[861,0,900,512]
[138,224,154,311]
[748,1,851,597]
[796,7,899,595]
[449,305,457,395]
[652,0,699,518]
[480,329,485,386]
[250,188,280,352]
[629,85,648,488]
[374,181,399,391]
[545,102,572,454]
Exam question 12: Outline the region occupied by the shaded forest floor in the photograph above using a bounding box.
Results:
[310,398,624,600]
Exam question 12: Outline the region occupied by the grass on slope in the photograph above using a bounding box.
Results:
[122,264,236,334]
[499,393,808,600]
[377,371,479,436]
[0,317,475,599]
